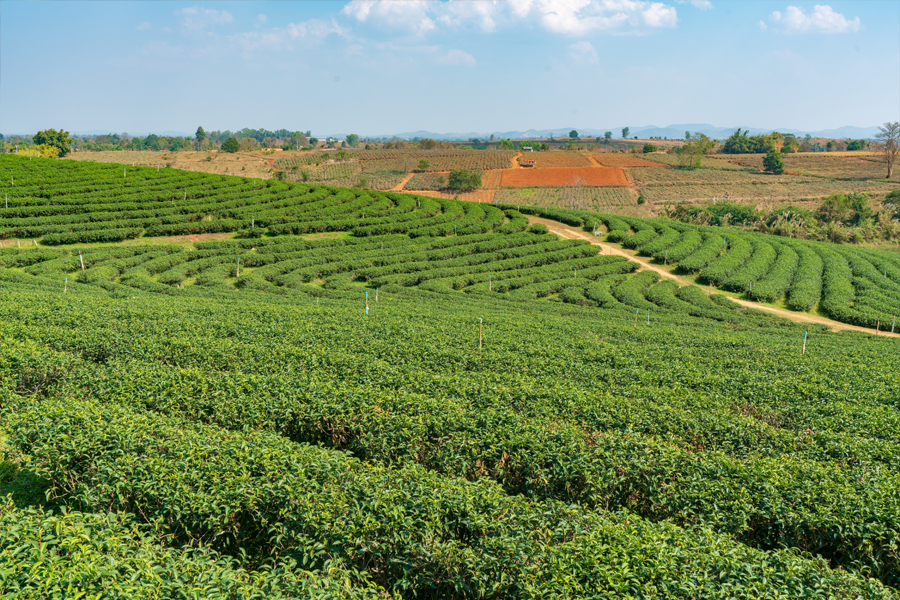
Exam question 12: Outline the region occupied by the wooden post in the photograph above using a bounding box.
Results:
[802,331,807,355]
[124,168,126,178]
[634,308,639,328]
[664,250,667,265]
[574,269,577,278]
[892,315,896,334]
[647,310,650,325]
[79,251,85,271]
[489,276,492,291]
[479,318,483,350]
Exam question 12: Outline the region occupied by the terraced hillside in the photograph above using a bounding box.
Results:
[2,155,899,598]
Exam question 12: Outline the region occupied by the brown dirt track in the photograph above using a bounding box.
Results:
[501,167,628,188]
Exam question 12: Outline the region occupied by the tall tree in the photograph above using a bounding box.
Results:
[195,126,206,150]
[346,134,360,148]
[569,130,578,139]
[874,121,900,179]
[678,132,716,169]
[604,131,612,152]
[621,127,630,139]
[32,128,73,157]
[762,148,785,174]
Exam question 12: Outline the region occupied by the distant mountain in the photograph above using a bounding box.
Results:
[368,124,882,142]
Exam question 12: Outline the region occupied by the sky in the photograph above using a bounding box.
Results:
[1,0,898,137]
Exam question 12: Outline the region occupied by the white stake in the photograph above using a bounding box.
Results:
[64,277,68,294]
[802,331,807,354]
[634,308,639,328]
[236,257,240,277]
[365,291,369,316]
[79,250,85,270]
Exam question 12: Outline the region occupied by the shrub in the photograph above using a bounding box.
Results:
[529,223,549,234]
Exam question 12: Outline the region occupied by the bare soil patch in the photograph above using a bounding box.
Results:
[501,167,628,188]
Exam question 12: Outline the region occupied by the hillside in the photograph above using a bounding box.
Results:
[1,154,899,598]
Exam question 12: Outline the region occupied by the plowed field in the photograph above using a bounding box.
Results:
[500,166,628,187]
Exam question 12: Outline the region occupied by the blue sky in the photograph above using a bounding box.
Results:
[1,1,897,136]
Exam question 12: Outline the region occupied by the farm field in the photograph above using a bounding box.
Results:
[516,152,592,167]
[494,186,641,213]
[500,165,629,187]
[2,154,900,597]
[591,154,668,168]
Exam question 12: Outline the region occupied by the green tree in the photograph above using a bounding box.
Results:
[642,143,657,154]
[221,137,240,153]
[498,139,514,150]
[195,126,206,146]
[762,148,785,174]
[621,127,630,139]
[677,132,716,169]
[32,128,73,157]
[604,131,612,152]
[447,170,481,192]
[417,159,430,171]
[346,134,360,148]
[569,130,578,139]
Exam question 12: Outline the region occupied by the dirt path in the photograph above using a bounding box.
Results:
[586,155,602,166]
[527,216,898,337]
[390,172,416,192]
[511,152,522,169]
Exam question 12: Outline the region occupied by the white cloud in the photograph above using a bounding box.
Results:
[758,20,767,31]
[768,5,860,34]
[568,40,598,63]
[286,19,347,39]
[137,22,151,31]
[343,0,436,36]
[436,48,476,66]
[174,6,234,32]
[519,0,677,36]
[257,14,268,25]
[675,0,712,9]
[231,18,346,52]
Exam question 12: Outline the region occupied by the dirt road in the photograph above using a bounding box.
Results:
[390,172,416,191]
[527,216,898,337]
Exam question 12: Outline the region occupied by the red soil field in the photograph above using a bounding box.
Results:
[500,166,628,187]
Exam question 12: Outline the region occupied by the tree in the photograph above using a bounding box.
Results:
[621,127,630,139]
[642,143,657,154]
[603,131,612,152]
[569,130,578,139]
[195,126,206,144]
[447,170,481,192]
[416,159,429,171]
[874,121,899,178]
[32,128,73,157]
[498,139,514,150]
[221,137,240,153]
[346,134,360,148]
[685,131,690,140]
[677,132,716,168]
[762,148,784,174]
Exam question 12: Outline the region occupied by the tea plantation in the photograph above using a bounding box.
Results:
[1,155,899,598]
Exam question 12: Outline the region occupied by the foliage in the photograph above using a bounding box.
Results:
[221,136,240,153]
[32,129,72,157]
[762,148,785,174]
[528,223,548,234]
[447,169,481,192]
[569,130,579,139]
[721,128,776,154]
[875,121,900,178]
[677,132,716,168]
[642,143,657,154]
[346,134,360,148]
